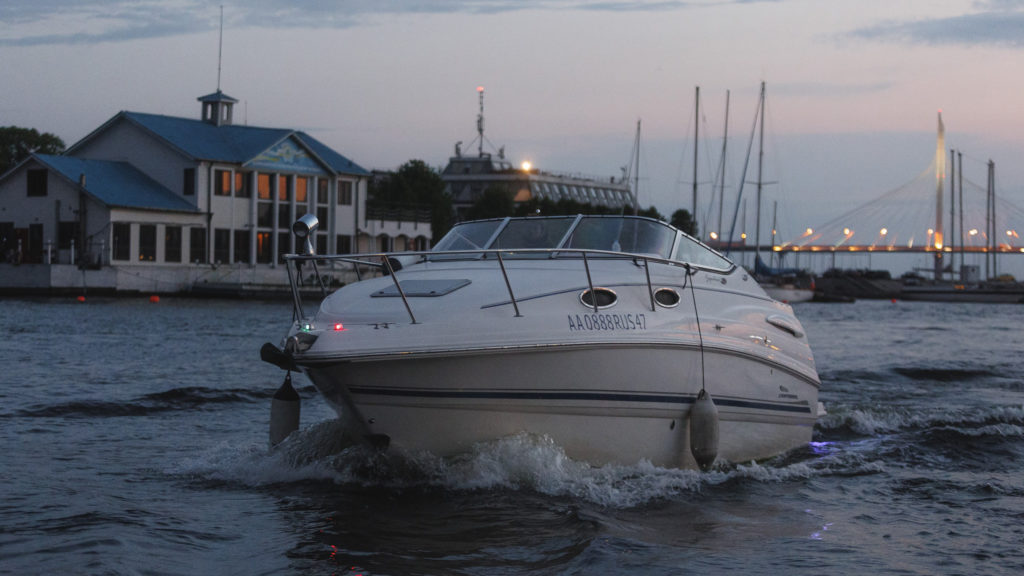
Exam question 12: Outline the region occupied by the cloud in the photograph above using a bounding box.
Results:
[0,0,696,46]
[852,3,1024,48]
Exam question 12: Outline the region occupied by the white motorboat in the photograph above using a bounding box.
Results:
[262,214,823,469]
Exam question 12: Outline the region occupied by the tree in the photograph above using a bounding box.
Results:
[0,126,65,175]
[670,209,696,236]
[465,186,515,220]
[370,159,453,239]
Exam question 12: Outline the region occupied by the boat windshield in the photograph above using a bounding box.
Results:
[430,220,503,251]
[564,217,674,257]
[431,215,732,270]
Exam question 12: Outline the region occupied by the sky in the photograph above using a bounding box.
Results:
[4,0,1024,251]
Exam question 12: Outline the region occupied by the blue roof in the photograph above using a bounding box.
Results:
[120,112,369,176]
[34,154,199,213]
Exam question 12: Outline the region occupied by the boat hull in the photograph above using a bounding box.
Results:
[301,343,819,468]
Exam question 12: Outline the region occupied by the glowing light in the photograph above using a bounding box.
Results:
[880,228,888,236]
[805,228,813,236]
[333,323,346,331]
[709,231,719,240]
[927,228,934,235]
[934,242,943,250]
[969,229,978,236]
[477,85,484,92]
[520,161,532,171]
[843,228,852,236]
[741,232,747,240]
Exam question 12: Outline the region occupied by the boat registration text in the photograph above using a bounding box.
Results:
[567,313,647,331]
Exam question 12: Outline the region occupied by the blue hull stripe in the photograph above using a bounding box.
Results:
[346,387,812,414]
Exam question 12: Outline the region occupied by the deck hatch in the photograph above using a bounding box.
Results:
[372,279,471,297]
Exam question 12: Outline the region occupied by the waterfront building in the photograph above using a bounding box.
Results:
[441,87,633,220]
[0,90,430,295]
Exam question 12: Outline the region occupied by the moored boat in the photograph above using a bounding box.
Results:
[262,213,823,469]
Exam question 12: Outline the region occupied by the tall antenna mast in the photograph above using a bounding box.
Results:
[476,86,485,157]
[217,5,224,92]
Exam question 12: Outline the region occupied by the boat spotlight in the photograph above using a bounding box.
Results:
[292,214,319,255]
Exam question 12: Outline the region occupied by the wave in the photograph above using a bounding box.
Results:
[169,418,888,508]
[15,385,294,418]
[892,367,997,382]
[817,404,1024,437]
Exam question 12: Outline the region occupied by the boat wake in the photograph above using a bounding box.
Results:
[170,416,898,508]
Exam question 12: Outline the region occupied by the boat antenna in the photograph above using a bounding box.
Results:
[477,85,485,157]
[684,263,707,392]
[216,5,224,92]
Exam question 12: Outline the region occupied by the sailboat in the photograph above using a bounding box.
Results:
[739,82,815,303]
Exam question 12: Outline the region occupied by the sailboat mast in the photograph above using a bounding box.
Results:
[958,151,964,274]
[771,200,778,268]
[477,86,486,158]
[933,112,945,280]
[717,90,729,246]
[692,86,699,230]
[950,148,956,274]
[633,119,641,216]
[754,81,765,270]
[991,160,998,278]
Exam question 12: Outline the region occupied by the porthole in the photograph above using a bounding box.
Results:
[654,287,681,308]
[580,287,617,309]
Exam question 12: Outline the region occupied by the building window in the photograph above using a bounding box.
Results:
[58,222,80,250]
[295,177,308,204]
[317,179,329,204]
[316,206,328,230]
[277,232,290,264]
[256,232,273,264]
[139,225,156,261]
[190,227,207,263]
[338,180,353,205]
[258,173,272,200]
[257,203,273,228]
[215,170,232,196]
[316,234,327,255]
[278,175,290,202]
[165,226,182,262]
[234,172,250,198]
[233,229,251,264]
[214,228,230,264]
[27,169,47,197]
[277,204,291,229]
[336,234,352,254]
[184,168,196,196]
[112,223,131,261]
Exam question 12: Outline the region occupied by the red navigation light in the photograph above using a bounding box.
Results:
[333,323,346,331]
[477,85,484,92]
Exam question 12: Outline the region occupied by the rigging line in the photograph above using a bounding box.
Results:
[724,88,764,256]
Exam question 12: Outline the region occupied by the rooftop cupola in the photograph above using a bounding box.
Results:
[197,90,239,126]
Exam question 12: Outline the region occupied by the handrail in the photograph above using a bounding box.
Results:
[283,247,733,326]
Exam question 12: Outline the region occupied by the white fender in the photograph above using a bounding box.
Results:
[689,389,719,471]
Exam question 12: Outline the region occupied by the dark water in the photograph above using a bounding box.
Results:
[2,297,1023,575]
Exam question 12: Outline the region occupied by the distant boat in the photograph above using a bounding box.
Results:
[755,256,815,303]
[900,268,1024,303]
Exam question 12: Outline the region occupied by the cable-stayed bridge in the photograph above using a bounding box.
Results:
[718,114,1023,280]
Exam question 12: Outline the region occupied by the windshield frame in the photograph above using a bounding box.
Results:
[430,214,734,272]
